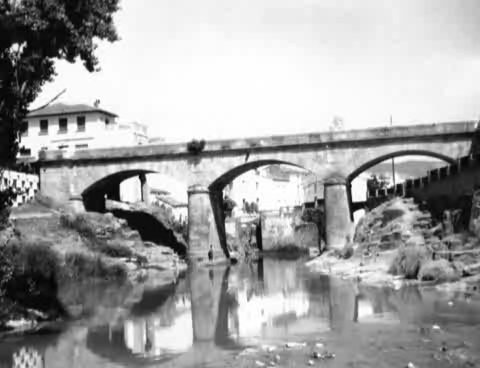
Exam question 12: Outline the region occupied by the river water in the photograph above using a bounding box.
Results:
[1,258,480,367]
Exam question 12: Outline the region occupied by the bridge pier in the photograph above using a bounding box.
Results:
[187,185,227,263]
[139,173,150,205]
[324,176,354,251]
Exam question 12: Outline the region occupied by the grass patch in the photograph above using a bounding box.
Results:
[63,252,127,283]
[95,242,134,258]
[388,244,429,279]
[59,213,96,239]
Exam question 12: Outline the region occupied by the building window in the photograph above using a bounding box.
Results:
[75,144,88,149]
[105,117,110,127]
[58,144,68,150]
[20,121,28,137]
[77,116,86,132]
[58,118,68,133]
[39,119,48,135]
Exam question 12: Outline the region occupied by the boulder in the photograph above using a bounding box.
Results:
[418,259,461,282]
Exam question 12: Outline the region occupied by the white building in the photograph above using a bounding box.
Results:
[224,165,307,214]
[19,102,148,159]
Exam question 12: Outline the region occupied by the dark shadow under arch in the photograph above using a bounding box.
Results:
[81,169,187,255]
[347,150,456,183]
[82,169,156,211]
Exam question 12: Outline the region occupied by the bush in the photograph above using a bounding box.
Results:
[186,139,206,154]
[389,244,429,279]
[0,187,15,230]
[0,242,65,315]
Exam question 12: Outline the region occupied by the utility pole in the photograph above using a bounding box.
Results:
[390,115,396,190]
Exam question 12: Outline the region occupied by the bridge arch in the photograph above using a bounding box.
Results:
[209,159,309,192]
[81,169,188,255]
[347,149,456,183]
[82,169,156,211]
[189,160,312,261]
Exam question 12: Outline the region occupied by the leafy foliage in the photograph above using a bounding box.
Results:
[0,0,120,216]
[187,139,206,154]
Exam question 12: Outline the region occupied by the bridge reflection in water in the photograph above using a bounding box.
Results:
[84,259,359,366]
[5,258,479,367]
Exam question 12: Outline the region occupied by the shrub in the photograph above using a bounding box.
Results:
[388,244,429,279]
[0,187,15,230]
[0,242,65,315]
[187,139,206,154]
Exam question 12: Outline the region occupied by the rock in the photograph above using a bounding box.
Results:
[418,259,461,282]
[262,345,276,353]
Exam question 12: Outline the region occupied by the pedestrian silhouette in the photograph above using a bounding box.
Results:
[208,244,214,262]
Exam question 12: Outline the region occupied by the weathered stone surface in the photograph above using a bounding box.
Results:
[418,259,461,282]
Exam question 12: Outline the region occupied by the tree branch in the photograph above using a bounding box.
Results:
[29,89,66,113]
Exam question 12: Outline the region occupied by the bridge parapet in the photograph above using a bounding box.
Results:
[37,121,477,164]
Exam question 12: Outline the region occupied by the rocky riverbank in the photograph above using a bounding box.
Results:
[0,202,187,335]
[307,198,480,293]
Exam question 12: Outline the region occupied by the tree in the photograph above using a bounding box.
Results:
[0,0,120,223]
[329,115,344,132]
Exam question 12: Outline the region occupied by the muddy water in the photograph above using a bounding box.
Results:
[1,258,480,367]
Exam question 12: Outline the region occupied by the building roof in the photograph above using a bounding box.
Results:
[27,103,118,118]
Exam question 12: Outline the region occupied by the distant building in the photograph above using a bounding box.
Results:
[19,102,148,159]
[151,191,188,223]
[224,165,307,215]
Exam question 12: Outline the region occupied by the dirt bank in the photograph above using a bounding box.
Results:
[307,198,480,292]
[0,201,187,335]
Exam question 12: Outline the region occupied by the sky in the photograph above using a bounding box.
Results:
[33,0,480,142]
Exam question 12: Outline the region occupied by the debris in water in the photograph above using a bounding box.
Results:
[255,360,266,367]
[307,359,315,366]
[268,361,276,367]
[285,342,307,348]
[447,301,454,307]
[315,342,325,349]
[312,352,321,359]
[274,354,281,363]
[432,324,441,331]
[406,362,415,368]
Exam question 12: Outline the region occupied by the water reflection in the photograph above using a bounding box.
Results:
[2,258,480,367]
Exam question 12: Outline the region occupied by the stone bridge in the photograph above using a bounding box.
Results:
[37,121,477,261]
